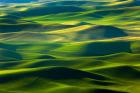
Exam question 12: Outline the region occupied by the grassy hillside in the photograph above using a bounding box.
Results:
[0,0,140,93]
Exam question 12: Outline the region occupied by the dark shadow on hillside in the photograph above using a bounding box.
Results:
[0,62,21,69]
[0,43,22,61]
[0,67,110,83]
[47,1,108,6]
[75,25,128,41]
[87,9,127,18]
[36,55,55,59]
[81,41,131,56]
[7,6,85,18]
[0,49,22,61]
[0,43,19,51]
[0,23,42,33]
[95,66,140,79]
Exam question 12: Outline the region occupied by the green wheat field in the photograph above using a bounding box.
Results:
[0,0,140,93]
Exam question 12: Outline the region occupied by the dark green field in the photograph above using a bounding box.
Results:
[0,0,140,93]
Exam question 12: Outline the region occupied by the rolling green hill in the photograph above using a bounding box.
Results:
[0,0,140,93]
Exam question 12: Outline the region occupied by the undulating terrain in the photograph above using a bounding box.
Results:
[0,0,140,93]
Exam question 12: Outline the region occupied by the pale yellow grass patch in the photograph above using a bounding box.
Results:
[45,25,92,34]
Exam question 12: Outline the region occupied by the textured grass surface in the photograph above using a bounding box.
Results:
[0,0,140,93]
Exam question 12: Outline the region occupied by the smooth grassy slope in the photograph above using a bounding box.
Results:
[0,0,140,93]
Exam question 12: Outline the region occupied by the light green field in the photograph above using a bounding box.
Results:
[0,0,140,93]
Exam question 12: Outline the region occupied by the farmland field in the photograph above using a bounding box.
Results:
[0,0,140,93]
